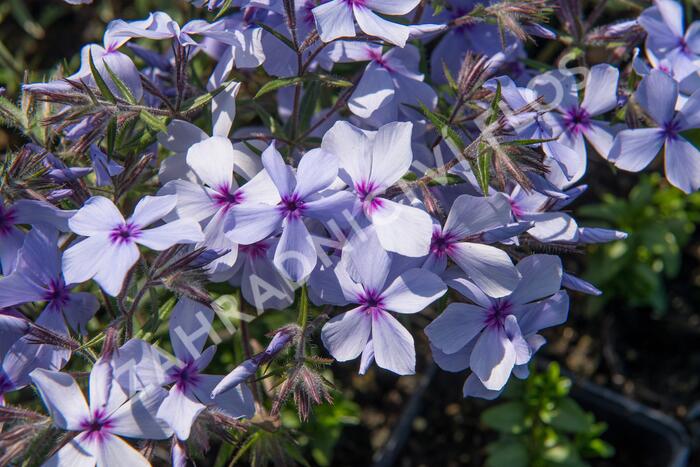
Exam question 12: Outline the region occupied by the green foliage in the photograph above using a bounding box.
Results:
[482,363,614,467]
[578,174,700,314]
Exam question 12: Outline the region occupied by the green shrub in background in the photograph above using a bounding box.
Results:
[579,174,700,315]
[482,363,614,467]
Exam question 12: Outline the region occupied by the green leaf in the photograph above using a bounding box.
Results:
[255,77,304,99]
[102,60,137,104]
[139,110,168,134]
[442,60,458,92]
[682,128,700,151]
[481,401,526,433]
[255,22,296,51]
[549,397,591,433]
[586,438,615,458]
[88,49,117,104]
[243,141,264,156]
[181,81,233,114]
[310,73,353,88]
[485,439,529,467]
[214,0,235,20]
[106,117,117,157]
[487,81,502,125]
[0,95,28,129]
[476,145,491,195]
[410,102,465,152]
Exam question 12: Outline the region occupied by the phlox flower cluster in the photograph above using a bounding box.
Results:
[0,0,697,465]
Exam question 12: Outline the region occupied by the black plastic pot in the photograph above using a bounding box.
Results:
[567,373,691,467]
[371,361,692,467]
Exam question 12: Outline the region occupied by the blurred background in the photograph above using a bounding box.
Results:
[2,1,700,466]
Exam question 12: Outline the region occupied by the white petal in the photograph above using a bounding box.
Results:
[449,242,520,298]
[381,268,446,314]
[29,369,89,431]
[93,242,140,296]
[69,196,123,236]
[129,195,177,228]
[186,136,235,190]
[313,0,356,42]
[370,199,432,257]
[96,433,151,467]
[353,5,410,47]
[212,81,241,137]
[369,122,413,190]
[137,219,204,250]
[371,310,415,375]
[110,385,172,439]
[321,307,372,362]
[62,235,111,287]
[156,386,203,440]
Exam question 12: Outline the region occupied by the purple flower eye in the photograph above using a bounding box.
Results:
[279,193,306,219]
[79,409,114,440]
[358,289,384,311]
[563,106,592,134]
[484,300,513,328]
[108,222,142,245]
[43,279,70,307]
[212,185,245,211]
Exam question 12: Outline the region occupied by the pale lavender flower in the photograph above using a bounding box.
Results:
[226,142,356,282]
[312,0,421,47]
[23,15,155,100]
[160,113,279,280]
[638,0,700,80]
[321,121,434,257]
[157,299,255,440]
[531,64,620,161]
[424,194,520,297]
[611,69,700,193]
[508,185,579,243]
[348,44,438,126]
[0,226,99,334]
[30,359,171,466]
[62,195,204,296]
[318,230,446,375]
[425,255,568,393]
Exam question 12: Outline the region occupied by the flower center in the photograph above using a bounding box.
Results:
[344,0,366,6]
[485,300,513,328]
[564,106,591,134]
[359,289,384,312]
[80,409,113,440]
[171,360,202,391]
[663,119,682,141]
[355,180,383,214]
[509,198,524,218]
[430,229,457,257]
[109,222,142,245]
[240,241,270,260]
[367,48,393,71]
[279,193,306,219]
[43,279,70,308]
[213,184,245,212]
[0,205,16,237]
